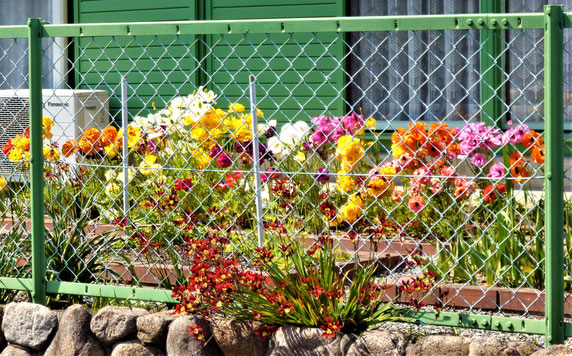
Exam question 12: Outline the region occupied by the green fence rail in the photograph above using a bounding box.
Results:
[0,6,568,346]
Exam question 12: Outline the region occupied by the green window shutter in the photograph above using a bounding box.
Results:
[206,0,346,125]
[74,0,197,120]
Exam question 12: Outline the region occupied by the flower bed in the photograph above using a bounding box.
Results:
[0,88,551,320]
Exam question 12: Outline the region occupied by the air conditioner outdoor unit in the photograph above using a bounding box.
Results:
[0,89,110,178]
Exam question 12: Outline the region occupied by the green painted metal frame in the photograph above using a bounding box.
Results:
[39,13,545,39]
[544,5,565,347]
[480,0,504,127]
[0,10,568,341]
[28,18,47,306]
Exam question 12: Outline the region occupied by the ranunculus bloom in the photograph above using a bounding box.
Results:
[470,153,487,167]
[62,140,77,157]
[261,167,281,183]
[440,166,456,181]
[216,152,233,168]
[391,189,404,202]
[407,195,425,213]
[488,163,506,179]
[209,144,222,158]
[315,168,330,184]
[483,184,497,204]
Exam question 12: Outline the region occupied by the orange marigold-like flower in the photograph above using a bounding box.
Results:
[100,126,118,147]
[509,152,525,167]
[522,130,543,148]
[62,140,77,158]
[83,128,101,144]
[531,145,545,164]
[510,165,531,184]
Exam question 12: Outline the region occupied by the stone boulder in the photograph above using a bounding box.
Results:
[137,311,177,345]
[406,335,471,356]
[166,315,222,356]
[44,304,105,356]
[468,338,520,356]
[507,341,542,355]
[346,330,407,356]
[532,345,572,355]
[267,326,355,356]
[211,318,269,356]
[90,306,149,346]
[0,345,34,356]
[2,302,58,350]
[111,340,165,356]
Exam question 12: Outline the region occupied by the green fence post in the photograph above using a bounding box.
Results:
[27,18,46,305]
[544,5,565,346]
[480,0,503,126]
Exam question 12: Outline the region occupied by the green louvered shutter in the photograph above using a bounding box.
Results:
[74,0,197,120]
[206,0,346,124]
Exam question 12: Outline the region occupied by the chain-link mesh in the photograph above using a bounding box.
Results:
[0,22,552,322]
[0,37,33,300]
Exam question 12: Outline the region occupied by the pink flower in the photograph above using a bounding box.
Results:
[408,195,426,214]
[470,153,487,167]
[216,152,233,168]
[440,166,456,181]
[488,163,505,179]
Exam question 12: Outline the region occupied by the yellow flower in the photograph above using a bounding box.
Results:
[294,152,306,162]
[340,195,363,224]
[366,117,377,130]
[105,182,121,197]
[336,135,364,171]
[234,125,253,143]
[43,117,54,139]
[0,177,7,192]
[193,150,211,169]
[13,135,30,152]
[139,155,160,176]
[8,147,24,161]
[336,170,355,193]
[190,126,209,143]
[367,178,389,198]
[42,146,61,162]
[117,126,142,150]
[228,103,245,113]
[223,115,242,131]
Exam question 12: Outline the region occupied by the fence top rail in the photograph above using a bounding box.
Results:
[0,13,547,39]
[41,13,545,37]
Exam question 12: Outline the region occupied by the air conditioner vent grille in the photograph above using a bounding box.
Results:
[0,96,30,177]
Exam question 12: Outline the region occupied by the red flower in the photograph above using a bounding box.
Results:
[188,323,207,342]
[320,317,342,339]
[256,325,278,339]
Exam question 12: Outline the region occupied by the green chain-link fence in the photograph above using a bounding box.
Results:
[0,6,569,345]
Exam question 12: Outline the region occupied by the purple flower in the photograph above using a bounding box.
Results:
[315,168,330,184]
[209,144,222,158]
[488,163,506,179]
[310,128,332,148]
[264,126,277,138]
[303,141,312,151]
[470,153,487,167]
[216,152,233,168]
[341,113,365,135]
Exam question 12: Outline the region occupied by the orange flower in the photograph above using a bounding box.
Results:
[100,126,118,147]
[83,128,101,144]
[407,195,425,214]
[408,122,428,142]
[78,137,97,155]
[62,140,77,157]
[510,165,530,184]
[509,152,525,167]
[522,130,543,148]
[531,145,545,164]
[391,128,408,144]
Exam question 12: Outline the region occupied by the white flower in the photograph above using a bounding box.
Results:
[293,121,311,136]
[116,168,136,183]
[104,169,116,182]
[268,136,290,159]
